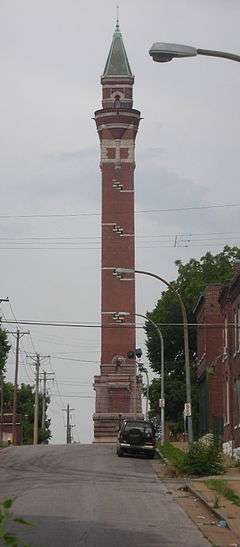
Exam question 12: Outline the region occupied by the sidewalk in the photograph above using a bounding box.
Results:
[191,469,240,539]
[154,446,240,545]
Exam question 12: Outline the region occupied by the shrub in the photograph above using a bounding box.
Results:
[184,440,224,476]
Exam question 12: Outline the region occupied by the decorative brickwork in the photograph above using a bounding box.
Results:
[93,23,143,441]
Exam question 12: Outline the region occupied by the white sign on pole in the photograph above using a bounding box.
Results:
[159,398,165,408]
[184,402,192,417]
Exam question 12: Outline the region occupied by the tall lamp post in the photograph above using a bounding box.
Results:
[114,267,193,444]
[137,362,150,420]
[149,43,240,63]
[135,313,165,445]
[114,310,165,441]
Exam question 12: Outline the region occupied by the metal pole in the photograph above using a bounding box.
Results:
[67,404,70,444]
[135,313,165,443]
[11,330,29,444]
[160,329,165,445]
[12,329,20,444]
[183,411,187,440]
[134,269,193,444]
[33,354,40,445]
[134,361,137,417]
[145,368,149,420]
[40,371,54,433]
[41,371,46,431]
[0,298,8,441]
[197,48,240,63]
[0,374,3,442]
[137,362,149,420]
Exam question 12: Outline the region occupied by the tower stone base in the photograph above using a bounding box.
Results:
[93,366,143,442]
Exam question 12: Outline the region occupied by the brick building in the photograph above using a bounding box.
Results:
[93,20,143,441]
[0,412,22,444]
[195,284,224,438]
[219,267,240,457]
[195,266,240,458]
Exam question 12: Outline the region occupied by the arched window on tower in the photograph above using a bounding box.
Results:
[114,95,121,110]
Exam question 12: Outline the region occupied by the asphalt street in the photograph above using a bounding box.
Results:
[0,444,210,546]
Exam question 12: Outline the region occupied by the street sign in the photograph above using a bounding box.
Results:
[184,402,192,417]
[159,398,165,408]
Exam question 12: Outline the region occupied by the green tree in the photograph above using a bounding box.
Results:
[3,382,51,444]
[0,326,11,377]
[145,245,240,433]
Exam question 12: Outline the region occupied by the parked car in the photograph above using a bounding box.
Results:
[116,419,156,458]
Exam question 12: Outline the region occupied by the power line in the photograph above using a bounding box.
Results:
[0,318,236,329]
[0,202,239,220]
[0,242,239,251]
[1,230,240,242]
[51,356,97,364]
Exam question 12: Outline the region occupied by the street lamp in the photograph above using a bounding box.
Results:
[114,267,193,444]
[114,310,164,436]
[134,313,165,446]
[149,43,240,63]
[137,362,150,420]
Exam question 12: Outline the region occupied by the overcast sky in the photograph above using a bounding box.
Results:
[0,0,240,443]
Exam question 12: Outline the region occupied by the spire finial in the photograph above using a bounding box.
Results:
[116,5,120,31]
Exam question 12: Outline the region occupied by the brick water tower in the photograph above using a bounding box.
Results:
[93,20,142,441]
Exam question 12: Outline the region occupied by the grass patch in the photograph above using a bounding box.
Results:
[205,479,240,507]
[0,442,8,449]
[158,442,185,472]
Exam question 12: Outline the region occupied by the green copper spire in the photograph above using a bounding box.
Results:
[103,19,132,77]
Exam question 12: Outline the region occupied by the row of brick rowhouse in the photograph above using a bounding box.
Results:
[195,264,240,459]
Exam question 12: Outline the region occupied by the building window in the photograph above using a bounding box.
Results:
[234,310,238,353]
[223,316,228,354]
[234,379,240,425]
[238,305,240,352]
[225,378,230,425]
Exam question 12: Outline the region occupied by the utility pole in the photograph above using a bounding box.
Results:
[0,299,9,441]
[63,404,75,444]
[67,404,70,444]
[41,371,46,431]
[11,329,29,444]
[0,374,3,442]
[27,353,50,445]
[33,354,40,445]
[40,371,54,432]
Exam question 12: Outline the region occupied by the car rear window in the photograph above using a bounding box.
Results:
[124,421,153,434]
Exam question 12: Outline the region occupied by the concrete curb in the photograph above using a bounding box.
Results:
[186,483,231,529]
[155,447,169,466]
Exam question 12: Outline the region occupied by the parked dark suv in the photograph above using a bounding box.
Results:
[116,419,156,458]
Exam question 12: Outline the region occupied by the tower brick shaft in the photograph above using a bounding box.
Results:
[93,22,142,441]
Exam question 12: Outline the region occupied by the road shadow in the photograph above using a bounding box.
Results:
[7,515,177,547]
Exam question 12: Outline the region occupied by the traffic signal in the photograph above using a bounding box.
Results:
[127,348,142,359]
[127,351,135,359]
